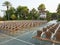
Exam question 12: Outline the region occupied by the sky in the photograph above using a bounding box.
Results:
[0,0,60,17]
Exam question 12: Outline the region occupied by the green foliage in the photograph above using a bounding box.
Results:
[3,1,11,10]
[57,4,60,14]
[3,1,11,20]
[9,7,16,19]
[4,7,15,20]
[0,17,4,21]
[16,6,29,20]
[2,1,60,21]
[29,8,39,20]
[3,1,11,6]
[57,14,60,21]
[58,18,60,21]
[46,11,51,21]
[38,4,46,20]
[10,14,17,20]
[38,4,45,11]
[51,13,57,20]
[57,4,60,21]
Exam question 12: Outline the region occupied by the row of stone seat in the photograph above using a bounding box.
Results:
[36,24,60,44]
[0,21,45,35]
[36,24,56,38]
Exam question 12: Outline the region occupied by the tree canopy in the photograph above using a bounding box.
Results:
[3,1,11,10]
[3,1,11,20]
[38,4,46,11]
[57,4,60,14]
[1,1,60,21]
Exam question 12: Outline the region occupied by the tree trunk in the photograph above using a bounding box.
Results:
[7,6,9,20]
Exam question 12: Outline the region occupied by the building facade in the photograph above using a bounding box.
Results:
[39,11,46,19]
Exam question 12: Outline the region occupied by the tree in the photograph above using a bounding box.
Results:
[51,13,57,20]
[9,7,15,14]
[46,11,51,21]
[30,8,39,20]
[10,14,16,20]
[16,6,29,20]
[21,6,29,19]
[57,4,60,21]
[0,16,4,21]
[57,4,60,14]
[38,4,45,12]
[3,1,11,20]
[16,6,22,19]
[8,7,16,19]
[38,4,46,20]
[4,7,15,20]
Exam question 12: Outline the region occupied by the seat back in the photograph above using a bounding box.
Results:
[45,31,52,39]
[43,28,47,32]
[37,31,42,37]
[55,32,60,41]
